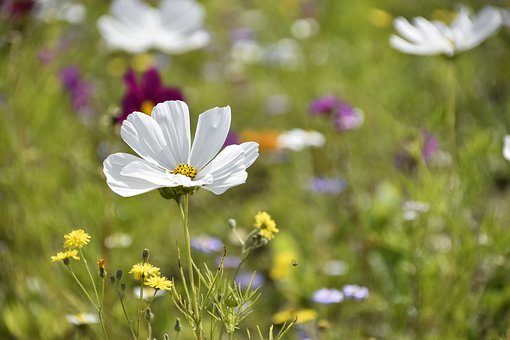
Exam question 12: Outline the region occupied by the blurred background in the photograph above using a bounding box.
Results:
[2,0,510,338]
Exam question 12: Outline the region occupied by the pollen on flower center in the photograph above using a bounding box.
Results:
[141,100,154,115]
[172,163,198,179]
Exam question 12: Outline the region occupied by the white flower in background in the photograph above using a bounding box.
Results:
[97,0,210,54]
[35,0,86,23]
[277,129,325,151]
[503,135,510,161]
[66,313,98,325]
[103,101,259,197]
[390,6,502,56]
[402,200,430,221]
[501,8,510,27]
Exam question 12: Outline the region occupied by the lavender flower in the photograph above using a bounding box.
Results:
[312,288,344,304]
[342,284,369,300]
[308,177,345,194]
[191,235,223,254]
[59,66,94,120]
[422,130,440,161]
[334,103,364,131]
[217,256,241,268]
[235,272,265,289]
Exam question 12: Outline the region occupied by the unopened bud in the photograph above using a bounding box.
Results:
[144,307,154,321]
[226,294,239,308]
[228,218,237,229]
[174,318,182,332]
[120,283,126,291]
[109,276,116,284]
[116,269,123,280]
[142,248,150,262]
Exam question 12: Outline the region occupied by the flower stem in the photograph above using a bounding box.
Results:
[78,249,108,339]
[178,194,203,340]
[446,60,457,163]
[66,265,98,310]
[136,277,144,339]
[116,285,137,339]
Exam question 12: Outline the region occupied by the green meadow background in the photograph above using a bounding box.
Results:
[2,0,510,338]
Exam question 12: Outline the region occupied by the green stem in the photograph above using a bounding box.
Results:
[178,194,203,340]
[446,60,457,163]
[66,265,98,310]
[136,277,144,339]
[116,285,137,339]
[98,278,109,340]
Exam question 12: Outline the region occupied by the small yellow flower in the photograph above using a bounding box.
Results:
[145,275,173,291]
[272,308,317,324]
[64,229,91,249]
[51,249,80,262]
[254,211,279,240]
[129,263,160,280]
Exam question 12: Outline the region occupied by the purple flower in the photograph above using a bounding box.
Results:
[308,177,345,194]
[342,284,369,300]
[309,95,340,116]
[422,130,439,161]
[334,104,363,131]
[223,131,239,147]
[2,0,34,20]
[191,236,223,254]
[235,272,265,289]
[59,66,94,119]
[115,67,184,124]
[312,288,344,304]
[217,256,241,268]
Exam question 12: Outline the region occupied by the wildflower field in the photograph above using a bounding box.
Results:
[2,0,510,339]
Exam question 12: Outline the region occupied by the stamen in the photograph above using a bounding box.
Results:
[171,164,198,179]
[141,100,154,115]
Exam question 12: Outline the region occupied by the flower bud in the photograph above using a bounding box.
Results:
[116,269,123,280]
[228,218,237,229]
[142,248,150,262]
[144,307,154,321]
[121,283,126,291]
[109,276,116,284]
[226,294,239,308]
[174,318,182,332]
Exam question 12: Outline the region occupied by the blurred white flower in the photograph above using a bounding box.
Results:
[402,200,430,221]
[104,232,132,249]
[133,286,165,300]
[35,0,86,23]
[103,101,259,197]
[503,135,510,161]
[277,129,325,151]
[66,313,98,325]
[97,0,210,54]
[390,6,502,56]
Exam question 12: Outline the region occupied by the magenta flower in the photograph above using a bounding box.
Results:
[422,129,439,161]
[309,95,340,116]
[115,67,184,124]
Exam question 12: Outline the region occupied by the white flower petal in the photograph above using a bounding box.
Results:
[240,142,259,168]
[393,17,425,44]
[189,106,231,169]
[103,153,165,197]
[151,101,191,167]
[121,112,172,169]
[200,145,248,195]
[160,0,205,34]
[120,160,177,186]
[503,135,510,161]
[463,6,502,50]
[390,35,442,55]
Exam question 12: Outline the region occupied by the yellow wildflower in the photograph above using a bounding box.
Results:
[145,275,173,291]
[272,308,317,324]
[64,229,91,249]
[254,211,279,240]
[129,263,160,280]
[51,249,80,262]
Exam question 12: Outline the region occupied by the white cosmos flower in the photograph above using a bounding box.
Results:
[103,101,259,197]
[97,0,210,54]
[390,6,502,56]
[503,135,510,161]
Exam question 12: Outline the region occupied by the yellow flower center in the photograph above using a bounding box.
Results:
[172,164,198,179]
[141,100,154,115]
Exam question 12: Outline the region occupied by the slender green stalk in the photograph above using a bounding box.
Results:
[116,285,137,339]
[136,276,145,339]
[177,194,203,340]
[77,250,109,340]
[66,265,98,310]
[446,60,457,163]
[98,277,109,340]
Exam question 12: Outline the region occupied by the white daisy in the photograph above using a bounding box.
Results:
[103,101,259,197]
[97,0,210,54]
[390,6,502,56]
